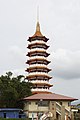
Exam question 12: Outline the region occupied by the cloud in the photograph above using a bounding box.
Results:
[9,45,27,61]
[50,49,80,79]
[0,45,27,76]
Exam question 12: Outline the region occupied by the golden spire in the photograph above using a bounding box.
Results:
[32,7,43,37]
[36,21,40,32]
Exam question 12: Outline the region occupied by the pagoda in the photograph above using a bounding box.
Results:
[24,17,77,120]
[26,21,53,94]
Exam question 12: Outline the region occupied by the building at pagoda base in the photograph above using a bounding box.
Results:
[24,21,77,120]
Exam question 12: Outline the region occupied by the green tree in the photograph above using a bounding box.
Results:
[0,72,32,108]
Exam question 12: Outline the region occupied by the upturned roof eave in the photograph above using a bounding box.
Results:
[23,93,78,102]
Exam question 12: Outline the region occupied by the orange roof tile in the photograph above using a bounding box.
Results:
[24,93,77,101]
[32,91,52,94]
[32,22,43,37]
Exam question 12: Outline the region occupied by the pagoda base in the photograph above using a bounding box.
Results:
[32,91,52,94]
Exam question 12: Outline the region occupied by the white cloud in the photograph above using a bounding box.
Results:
[50,49,80,79]
[9,45,25,58]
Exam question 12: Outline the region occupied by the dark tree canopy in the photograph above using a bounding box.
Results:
[0,72,32,108]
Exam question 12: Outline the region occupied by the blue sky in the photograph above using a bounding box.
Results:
[0,0,80,99]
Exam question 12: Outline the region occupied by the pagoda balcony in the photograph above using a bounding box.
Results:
[29,64,47,68]
[27,58,51,65]
[28,36,49,42]
[31,88,49,92]
[26,75,52,80]
[30,48,46,52]
[28,42,49,49]
[30,40,45,44]
[27,53,50,58]
[29,56,47,60]
[28,72,49,76]
[27,50,50,57]
[27,66,51,73]
[29,80,53,87]
[31,80,49,84]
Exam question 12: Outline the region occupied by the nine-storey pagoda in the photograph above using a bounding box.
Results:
[26,21,53,94]
[24,17,77,120]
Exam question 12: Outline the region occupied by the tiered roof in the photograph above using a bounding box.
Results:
[26,20,52,94]
[27,22,48,42]
[26,66,51,72]
[26,58,51,65]
[24,93,77,101]
[27,42,49,49]
[32,21,43,37]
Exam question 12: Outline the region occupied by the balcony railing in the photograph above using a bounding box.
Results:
[31,88,49,92]
[29,64,47,68]
[30,48,46,52]
[31,80,49,84]
[28,72,49,76]
[31,40,45,44]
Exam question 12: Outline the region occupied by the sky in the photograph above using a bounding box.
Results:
[0,0,80,99]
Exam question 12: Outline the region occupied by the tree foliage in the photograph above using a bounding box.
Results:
[0,72,32,108]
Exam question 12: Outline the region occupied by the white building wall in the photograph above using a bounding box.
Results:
[24,100,71,119]
[62,101,70,111]
[29,101,38,111]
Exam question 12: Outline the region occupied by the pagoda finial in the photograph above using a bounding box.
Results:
[32,7,43,37]
[36,21,40,32]
[36,6,40,32]
[37,6,39,22]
